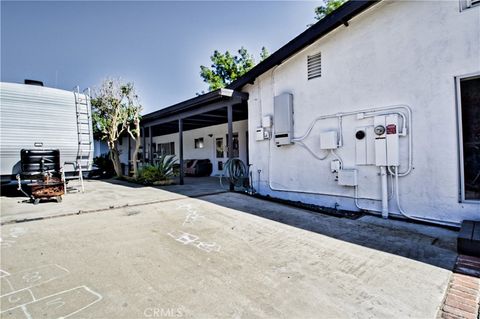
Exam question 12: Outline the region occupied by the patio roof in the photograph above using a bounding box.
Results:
[142,88,248,135]
[139,88,249,187]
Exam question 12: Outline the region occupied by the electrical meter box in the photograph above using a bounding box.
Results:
[385,114,399,166]
[274,93,293,146]
[262,115,272,128]
[374,116,387,166]
[338,169,358,186]
[374,115,399,166]
[355,126,375,165]
[256,127,265,141]
[320,131,338,150]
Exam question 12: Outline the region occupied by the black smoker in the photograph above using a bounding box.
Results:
[16,149,65,204]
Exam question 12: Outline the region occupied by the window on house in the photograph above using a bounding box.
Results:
[460,0,480,10]
[157,142,175,156]
[194,138,204,149]
[307,52,322,80]
[225,132,239,158]
[216,138,224,158]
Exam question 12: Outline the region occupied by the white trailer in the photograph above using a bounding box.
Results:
[0,82,93,183]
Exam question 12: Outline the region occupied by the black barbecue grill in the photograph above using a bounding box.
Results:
[16,149,65,204]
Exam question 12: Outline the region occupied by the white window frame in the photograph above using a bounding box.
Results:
[455,71,480,203]
[194,137,204,149]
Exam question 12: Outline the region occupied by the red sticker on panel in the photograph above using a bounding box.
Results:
[386,124,397,134]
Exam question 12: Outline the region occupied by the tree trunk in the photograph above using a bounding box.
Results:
[109,144,123,177]
[132,137,140,179]
[128,118,142,179]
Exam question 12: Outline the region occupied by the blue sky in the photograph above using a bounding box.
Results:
[1,1,320,114]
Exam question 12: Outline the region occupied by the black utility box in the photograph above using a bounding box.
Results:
[458,220,480,257]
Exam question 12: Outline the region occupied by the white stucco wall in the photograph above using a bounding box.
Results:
[244,1,480,225]
[118,120,248,176]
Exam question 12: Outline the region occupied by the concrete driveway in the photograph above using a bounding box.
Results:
[0,181,457,318]
[0,178,225,224]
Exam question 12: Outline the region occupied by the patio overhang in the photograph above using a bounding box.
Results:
[142,88,248,132]
[139,88,249,187]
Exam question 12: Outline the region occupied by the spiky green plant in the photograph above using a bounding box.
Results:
[154,154,177,180]
[138,155,176,184]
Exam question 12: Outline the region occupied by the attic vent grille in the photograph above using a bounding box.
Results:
[307,53,322,80]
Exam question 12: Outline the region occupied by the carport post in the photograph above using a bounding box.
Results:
[227,104,234,191]
[179,118,184,185]
[149,126,153,163]
[141,127,146,165]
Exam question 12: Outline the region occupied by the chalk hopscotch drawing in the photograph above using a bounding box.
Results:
[167,230,221,253]
[1,286,103,319]
[176,204,204,226]
[0,264,69,296]
[0,227,28,248]
[0,265,102,318]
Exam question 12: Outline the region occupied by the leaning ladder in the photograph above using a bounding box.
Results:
[64,87,92,193]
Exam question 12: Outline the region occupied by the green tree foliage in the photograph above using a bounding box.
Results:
[313,0,348,23]
[91,79,142,178]
[200,46,269,91]
[260,46,270,62]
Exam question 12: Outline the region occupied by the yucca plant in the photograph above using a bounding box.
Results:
[154,154,176,180]
[137,155,176,185]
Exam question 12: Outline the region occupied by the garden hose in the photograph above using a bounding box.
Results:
[219,158,248,189]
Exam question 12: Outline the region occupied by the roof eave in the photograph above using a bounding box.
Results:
[142,88,248,123]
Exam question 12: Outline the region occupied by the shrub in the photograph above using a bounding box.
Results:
[90,153,115,178]
[137,155,176,184]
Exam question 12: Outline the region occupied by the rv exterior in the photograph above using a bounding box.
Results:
[0,82,93,183]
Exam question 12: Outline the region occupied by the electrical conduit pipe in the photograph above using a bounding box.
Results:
[380,166,389,219]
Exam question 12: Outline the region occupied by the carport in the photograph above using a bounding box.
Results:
[136,89,248,188]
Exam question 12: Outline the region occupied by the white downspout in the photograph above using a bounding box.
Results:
[380,166,389,219]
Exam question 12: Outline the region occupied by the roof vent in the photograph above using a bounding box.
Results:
[24,79,44,86]
[307,52,322,80]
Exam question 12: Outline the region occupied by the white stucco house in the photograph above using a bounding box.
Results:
[116,0,480,227]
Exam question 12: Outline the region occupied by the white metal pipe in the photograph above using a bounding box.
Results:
[263,103,461,226]
[293,105,411,140]
[330,149,343,168]
[291,105,413,177]
[294,141,329,160]
[337,116,344,147]
[354,185,378,211]
[266,139,378,202]
[380,166,389,219]
[392,166,459,227]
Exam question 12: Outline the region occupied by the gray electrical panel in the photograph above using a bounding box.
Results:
[274,93,293,146]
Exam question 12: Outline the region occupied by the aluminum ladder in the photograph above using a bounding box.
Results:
[63,87,92,193]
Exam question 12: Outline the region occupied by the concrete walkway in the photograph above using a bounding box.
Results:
[0,177,226,224]
[0,182,457,318]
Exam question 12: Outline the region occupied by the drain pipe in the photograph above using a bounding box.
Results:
[257,169,262,194]
[380,166,389,219]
